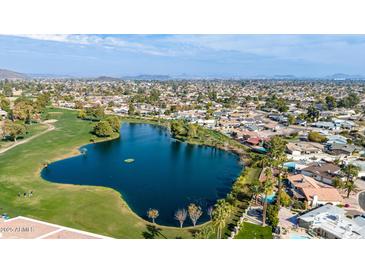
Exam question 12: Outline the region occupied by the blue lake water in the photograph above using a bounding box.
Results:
[41,123,242,226]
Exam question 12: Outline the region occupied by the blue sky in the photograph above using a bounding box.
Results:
[0,34,365,77]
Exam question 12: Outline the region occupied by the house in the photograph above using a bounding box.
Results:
[286,142,323,156]
[312,121,336,131]
[246,137,261,146]
[326,135,347,145]
[301,162,341,185]
[287,174,343,207]
[350,160,365,178]
[325,143,356,156]
[298,204,365,239]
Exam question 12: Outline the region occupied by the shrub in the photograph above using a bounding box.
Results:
[93,120,113,137]
[292,200,305,210]
[266,204,279,227]
[308,131,327,143]
[279,191,292,207]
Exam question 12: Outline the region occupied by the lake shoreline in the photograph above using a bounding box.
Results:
[40,117,244,228]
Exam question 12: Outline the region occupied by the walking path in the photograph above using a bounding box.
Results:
[0,120,56,155]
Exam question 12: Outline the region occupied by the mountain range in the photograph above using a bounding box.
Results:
[0,69,28,80]
[0,68,364,81]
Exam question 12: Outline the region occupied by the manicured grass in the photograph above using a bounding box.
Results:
[222,167,261,238]
[0,123,48,149]
[235,222,273,239]
[0,108,195,238]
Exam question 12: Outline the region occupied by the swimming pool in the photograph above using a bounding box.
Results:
[289,233,311,239]
[264,193,276,204]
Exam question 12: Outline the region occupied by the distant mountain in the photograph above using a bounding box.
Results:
[121,74,171,80]
[325,73,365,80]
[273,74,296,79]
[28,73,75,79]
[0,69,28,80]
[95,76,121,82]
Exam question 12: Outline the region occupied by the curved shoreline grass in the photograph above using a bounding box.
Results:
[0,108,225,238]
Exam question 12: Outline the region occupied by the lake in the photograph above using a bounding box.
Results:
[41,123,242,226]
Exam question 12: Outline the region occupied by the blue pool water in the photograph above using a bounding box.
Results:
[289,234,311,239]
[264,193,276,204]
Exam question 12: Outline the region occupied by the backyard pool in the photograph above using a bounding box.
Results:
[289,233,311,239]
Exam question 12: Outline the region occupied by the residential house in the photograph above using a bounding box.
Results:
[298,204,365,239]
[325,143,356,156]
[287,174,343,207]
[286,142,324,156]
[301,162,341,185]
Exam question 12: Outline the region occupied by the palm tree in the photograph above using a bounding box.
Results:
[262,168,275,227]
[342,164,360,198]
[174,209,187,228]
[276,169,288,207]
[212,200,232,239]
[147,208,159,224]
[249,180,262,205]
[344,181,359,198]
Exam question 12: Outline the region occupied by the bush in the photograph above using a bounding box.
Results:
[292,200,305,210]
[266,204,279,227]
[308,131,327,143]
[93,120,113,137]
[279,191,292,207]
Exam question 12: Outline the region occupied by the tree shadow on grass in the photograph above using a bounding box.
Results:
[142,224,167,239]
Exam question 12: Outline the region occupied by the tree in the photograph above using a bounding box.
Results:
[261,168,275,227]
[93,120,113,137]
[266,204,279,228]
[342,164,360,198]
[77,110,87,120]
[3,121,26,142]
[287,114,296,125]
[325,95,337,110]
[212,199,232,239]
[306,105,320,122]
[128,102,136,115]
[188,203,203,227]
[195,225,214,239]
[249,180,263,205]
[105,116,121,133]
[13,100,34,122]
[85,106,104,121]
[170,120,187,137]
[174,209,187,228]
[278,190,292,207]
[0,96,10,112]
[147,208,159,224]
[308,131,327,143]
[187,123,198,139]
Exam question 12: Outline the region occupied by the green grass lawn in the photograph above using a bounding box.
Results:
[0,122,48,149]
[0,108,195,238]
[235,222,273,239]
[222,167,261,238]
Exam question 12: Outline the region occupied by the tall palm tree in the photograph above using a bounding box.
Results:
[262,168,275,227]
[342,164,360,198]
[212,199,232,239]
[147,208,159,224]
[276,169,288,207]
[249,180,263,205]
